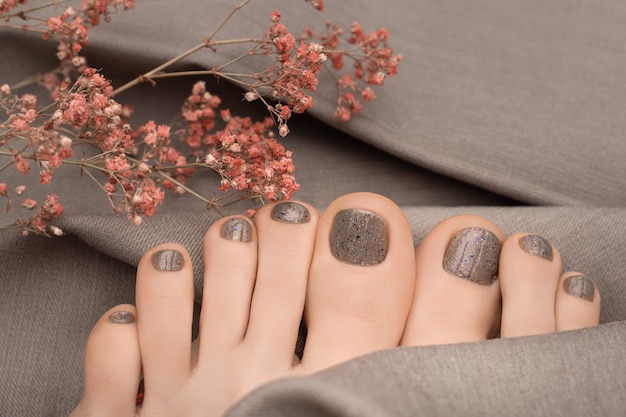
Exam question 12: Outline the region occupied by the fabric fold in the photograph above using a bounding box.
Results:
[227,321,626,417]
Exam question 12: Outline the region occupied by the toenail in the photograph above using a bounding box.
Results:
[330,209,388,266]
[221,218,252,242]
[152,249,184,272]
[519,234,553,261]
[564,275,595,302]
[109,311,136,324]
[443,227,501,285]
[271,202,310,224]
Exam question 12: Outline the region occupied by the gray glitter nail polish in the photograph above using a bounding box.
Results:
[519,234,553,261]
[221,218,252,242]
[331,209,388,266]
[443,227,501,285]
[109,311,135,324]
[564,275,595,302]
[271,202,310,224]
[152,249,184,272]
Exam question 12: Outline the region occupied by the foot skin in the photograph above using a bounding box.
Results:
[499,232,601,337]
[70,193,416,417]
[70,199,601,417]
[400,216,601,346]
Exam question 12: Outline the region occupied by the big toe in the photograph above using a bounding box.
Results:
[300,192,416,371]
[401,215,504,346]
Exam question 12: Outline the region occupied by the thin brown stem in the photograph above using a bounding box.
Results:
[111,0,253,97]
[80,166,118,210]
[0,24,47,33]
[147,70,257,88]
[0,0,71,19]
[0,159,15,174]
[154,171,211,204]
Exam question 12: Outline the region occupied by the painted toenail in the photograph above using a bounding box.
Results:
[564,275,595,302]
[443,227,501,285]
[331,209,388,266]
[109,311,136,324]
[152,249,184,271]
[519,234,553,261]
[271,202,310,224]
[221,218,252,242]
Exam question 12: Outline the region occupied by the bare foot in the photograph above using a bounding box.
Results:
[70,193,415,416]
[400,215,600,347]
[70,196,601,417]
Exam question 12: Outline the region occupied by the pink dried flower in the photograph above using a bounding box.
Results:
[42,194,64,219]
[361,87,376,102]
[302,19,401,120]
[21,199,38,210]
[81,0,136,26]
[304,0,324,11]
[0,0,25,14]
[49,225,64,236]
[14,155,31,175]
[1,0,399,234]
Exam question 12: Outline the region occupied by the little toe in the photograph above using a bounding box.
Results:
[556,272,601,331]
[136,244,194,396]
[198,216,257,357]
[401,215,504,346]
[500,233,562,338]
[70,305,141,417]
[301,192,416,371]
[243,201,319,370]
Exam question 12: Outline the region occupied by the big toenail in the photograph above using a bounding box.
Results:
[330,209,388,266]
[519,234,553,261]
[443,227,501,285]
[271,202,310,224]
[564,275,595,302]
[221,218,252,242]
[109,311,136,324]
[152,249,184,271]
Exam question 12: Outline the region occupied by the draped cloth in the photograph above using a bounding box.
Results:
[1,1,625,415]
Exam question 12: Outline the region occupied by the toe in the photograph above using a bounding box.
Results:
[401,215,504,346]
[198,216,257,356]
[70,305,141,417]
[556,272,601,331]
[500,232,562,338]
[136,244,194,397]
[301,192,416,371]
[243,201,319,370]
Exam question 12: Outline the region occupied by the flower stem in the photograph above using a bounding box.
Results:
[0,0,71,19]
[154,171,212,204]
[111,0,253,97]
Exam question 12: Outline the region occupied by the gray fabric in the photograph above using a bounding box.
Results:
[1,0,626,416]
[229,321,626,417]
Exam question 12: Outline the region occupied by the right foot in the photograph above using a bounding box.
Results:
[70,193,601,417]
[401,215,601,345]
